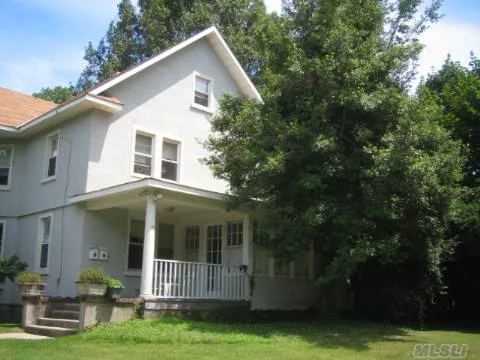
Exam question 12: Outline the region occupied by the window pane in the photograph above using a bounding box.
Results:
[162,142,178,161]
[295,252,310,278]
[134,154,152,175]
[135,134,152,155]
[0,168,9,186]
[161,161,177,181]
[49,135,58,156]
[0,147,12,167]
[194,91,209,107]
[131,220,145,237]
[275,259,290,276]
[0,223,4,256]
[195,77,209,94]
[40,243,49,268]
[128,244,143,269]
[42,217,51,243]
[47,157,56,177]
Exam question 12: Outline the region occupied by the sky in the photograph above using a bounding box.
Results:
[0,0,478,95]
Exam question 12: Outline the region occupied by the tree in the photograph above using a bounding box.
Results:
[424,55,480,323]
[33,85,75,104]
[205,0,464,321]
[0,256,28,292]
[76,0,267,91]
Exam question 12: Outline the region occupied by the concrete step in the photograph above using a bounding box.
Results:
[38,317,79,330]
[50,310,80,320]
[50,303,80,311]
[24,324,77,337]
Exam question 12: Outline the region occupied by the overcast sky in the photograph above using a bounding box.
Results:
[0,0,478,94]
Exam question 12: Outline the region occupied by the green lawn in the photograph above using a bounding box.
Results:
[0,319,479,359]
[0,323,21,333]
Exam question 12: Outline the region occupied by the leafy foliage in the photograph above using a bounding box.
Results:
[77,267,106,284]
[0,256,28,290]
[76,0,267,91]
[15,271,42,285]
[32,85,75,104]
[205,0,463,322]
[104,276,125,289]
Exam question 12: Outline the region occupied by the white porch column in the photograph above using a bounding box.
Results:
[242,213,252,300]
[140,192,159,297]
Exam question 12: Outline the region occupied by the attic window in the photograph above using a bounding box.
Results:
[192,73,213,111]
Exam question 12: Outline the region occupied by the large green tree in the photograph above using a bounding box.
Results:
[76,0,267,91]
[424,56,480,323]
[204,0,464,321]
[33,85,75,104]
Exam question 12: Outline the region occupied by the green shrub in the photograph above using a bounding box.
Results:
[15,271,41,285]
[77,267,105,284]
[104,276,124,289]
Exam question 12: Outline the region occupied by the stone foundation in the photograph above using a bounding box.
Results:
[143,299,250,318]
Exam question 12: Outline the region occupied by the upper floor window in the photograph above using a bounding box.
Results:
[0,221,5,258]
[133,132,154,176]
[193,73,213,111]
[44,131,59,180]
[161,140,179,181]
[0,145,13,189]
[38,214,52,272]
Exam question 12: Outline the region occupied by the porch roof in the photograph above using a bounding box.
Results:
[68,178,228,211]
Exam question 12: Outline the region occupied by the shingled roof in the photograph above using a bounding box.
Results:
[0,87,56,127]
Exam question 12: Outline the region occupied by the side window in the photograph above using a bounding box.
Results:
[133,132,154,176]
[0,221,5,258]
[0,145,13,189]
[161,140,180,181]
[38,214,53,272]
[127,219,144,270]
[44,131,59,180]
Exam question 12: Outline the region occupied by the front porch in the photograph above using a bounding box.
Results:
[69,178,253,303]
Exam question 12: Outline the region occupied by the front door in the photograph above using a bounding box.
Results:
[206,224,222,292]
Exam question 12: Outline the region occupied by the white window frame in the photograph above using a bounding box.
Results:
[0,144,14,190]
[191,72,214,113]
[43,130,60,183]
[0,221,6,258]
[161,139,180,182]
[37,213,53,274]
[226,220,243,248]
[132,129,155,178]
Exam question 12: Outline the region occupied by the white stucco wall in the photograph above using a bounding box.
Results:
[86,38,238,194]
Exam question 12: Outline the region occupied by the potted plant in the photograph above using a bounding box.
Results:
[76,267,107,296]
[104,276,125,299]
[15,271,46,296]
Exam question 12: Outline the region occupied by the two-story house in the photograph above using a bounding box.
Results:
[0,27,317,316]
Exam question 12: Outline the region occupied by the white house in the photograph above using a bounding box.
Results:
[0,27,317,315]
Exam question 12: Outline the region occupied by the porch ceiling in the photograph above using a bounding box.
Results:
[68,178,239,216]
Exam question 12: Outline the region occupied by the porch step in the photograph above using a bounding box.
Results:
[38,317,79,330]
[50,310,80,320]
[24,324,77,337]
[50,303,80,312]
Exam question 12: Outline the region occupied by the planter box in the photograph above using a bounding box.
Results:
[76,282,107,297]
[19,283,46,297]
[107,287,123,299]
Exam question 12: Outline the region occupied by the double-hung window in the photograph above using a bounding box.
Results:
[45,132,59,180]
[0,221,5,258]
[38,214,52,272]
[0,145,13,189]
[161,140,179,181]
[133,132,154,176]
[193,74,213,110]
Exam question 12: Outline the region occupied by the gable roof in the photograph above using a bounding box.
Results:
[0,26,261,136]
[90,26,263,103]
[0,87,56,127]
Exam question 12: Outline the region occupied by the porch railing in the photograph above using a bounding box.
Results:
[152,259,247,300]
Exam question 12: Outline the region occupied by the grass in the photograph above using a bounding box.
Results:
[0,318,479,359]
[0,323,22,333]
